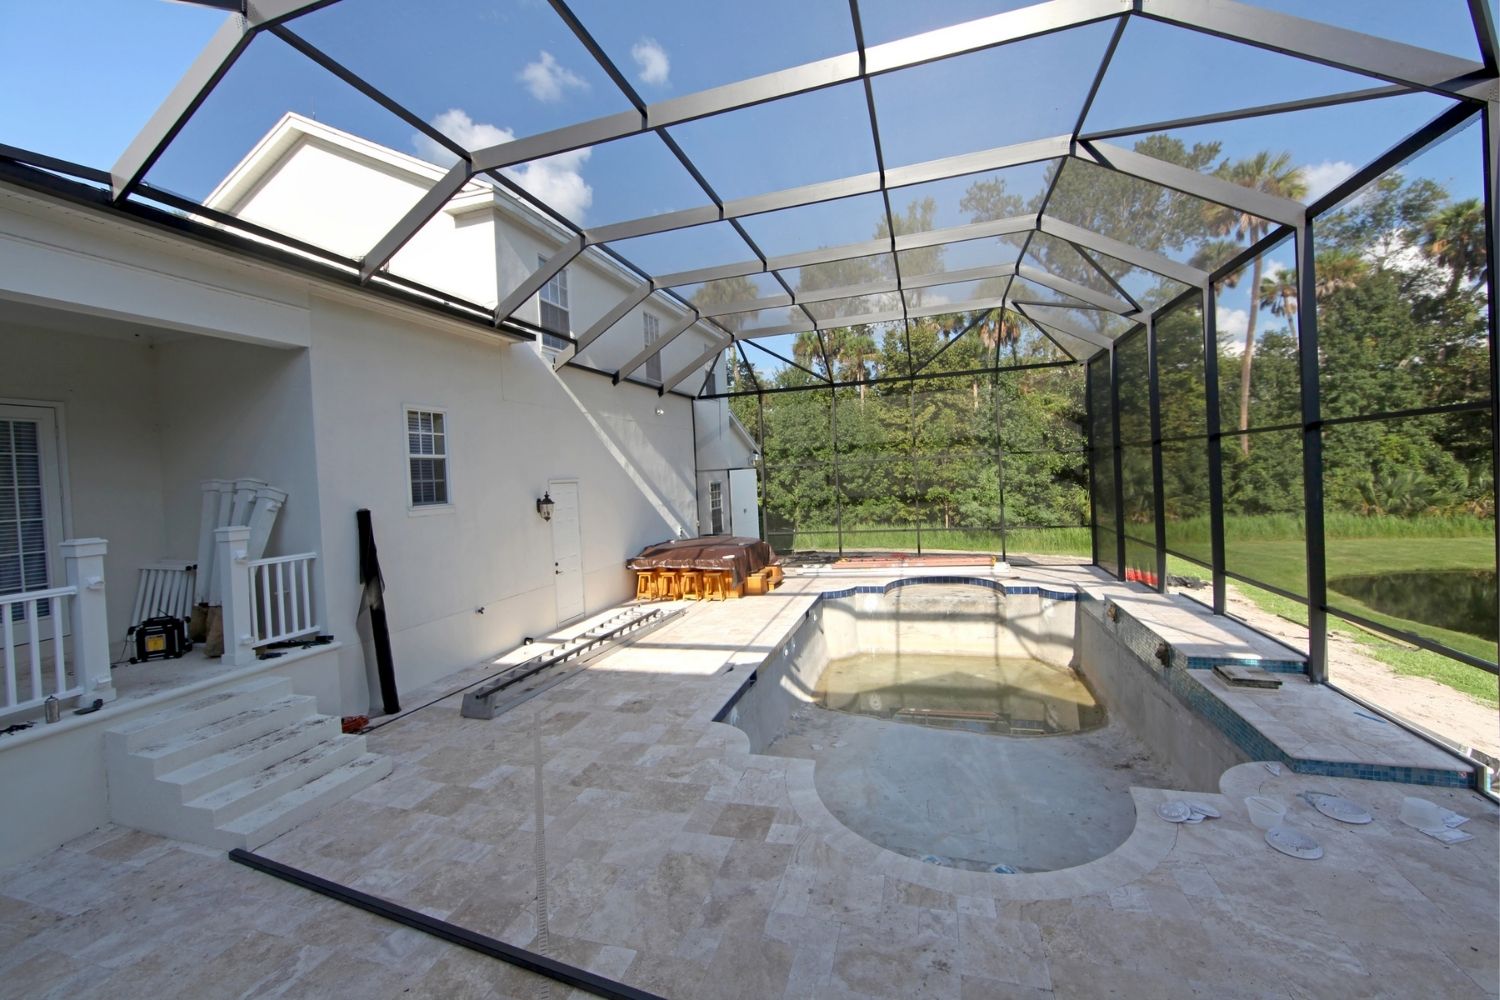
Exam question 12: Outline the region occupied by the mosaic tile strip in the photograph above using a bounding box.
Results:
[1185,656,1307,674]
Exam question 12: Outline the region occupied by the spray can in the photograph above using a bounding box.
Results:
[44,695,60,724]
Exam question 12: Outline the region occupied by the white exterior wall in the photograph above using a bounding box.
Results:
[0,324,166,644]
[1,112,746,716]
[304,292,696,709]
[155,338,323,565]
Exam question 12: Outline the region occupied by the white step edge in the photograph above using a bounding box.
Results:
[157,714,341,802]
[126,695,318,777]
[218,753,394,850]
[184,735,367,826]
[104,675,293,752]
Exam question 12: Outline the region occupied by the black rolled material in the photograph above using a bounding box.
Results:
[356,508,400,715]
[227,849,667,1000]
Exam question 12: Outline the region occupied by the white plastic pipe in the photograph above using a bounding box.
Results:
[193,479,229,604]
[245,485,288,563]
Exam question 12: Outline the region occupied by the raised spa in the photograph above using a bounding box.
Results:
[723,580,1186,873]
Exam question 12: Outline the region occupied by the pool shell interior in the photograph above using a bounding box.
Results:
[727,581,1197,872]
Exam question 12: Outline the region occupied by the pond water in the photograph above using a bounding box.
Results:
[1329,569,1497,642]
[814,651,1106,737]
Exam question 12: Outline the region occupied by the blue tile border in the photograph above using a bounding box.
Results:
[1185,655,1307,674]
[815,576,1080,604]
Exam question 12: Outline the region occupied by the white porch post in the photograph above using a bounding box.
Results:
[61,538,115,704]
[215,526,257,668]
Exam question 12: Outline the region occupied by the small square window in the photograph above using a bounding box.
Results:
[406,408,449,507]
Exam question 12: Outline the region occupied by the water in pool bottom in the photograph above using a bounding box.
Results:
[815,651,1105,737]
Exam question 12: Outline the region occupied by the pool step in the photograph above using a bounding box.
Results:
[1212,664,1283,689]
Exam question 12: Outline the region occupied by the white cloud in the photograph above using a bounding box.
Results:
[508,147,593,221]
[414,109,594,221]
[519,51,588,103]
[1260,257,1290,279]
[631,38,670,86]
[1216,306,1248,356]
[1300,160,1356,203]
[416,108,511,163]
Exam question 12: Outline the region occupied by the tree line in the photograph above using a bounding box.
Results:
[703,132,1492,552]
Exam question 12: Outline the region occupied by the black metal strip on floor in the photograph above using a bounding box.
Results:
[227,849,667,1000]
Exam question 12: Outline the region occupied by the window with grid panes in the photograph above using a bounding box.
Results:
[0,419,49,619]
[406,409,449,507]
[539,254,570,351]
[644,313,661,382]
[709,481,724,534]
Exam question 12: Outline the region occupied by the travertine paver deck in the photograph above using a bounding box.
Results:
[2,568,1496,999]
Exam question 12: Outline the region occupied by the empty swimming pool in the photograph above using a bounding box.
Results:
[722,579,1182,873]
[816,650,1106,737]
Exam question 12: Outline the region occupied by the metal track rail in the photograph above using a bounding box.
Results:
[461,606,685,719]
[228,849,666,1000]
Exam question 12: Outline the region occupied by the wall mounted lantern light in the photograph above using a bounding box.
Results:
[536,491,554,521]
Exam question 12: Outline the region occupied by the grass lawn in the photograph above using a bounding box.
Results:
[1164,536,1498,709]
[773,525,1091,556]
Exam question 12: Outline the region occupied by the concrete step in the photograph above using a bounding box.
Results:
[125,694,318,777]
[218,753,394,851]
[183,733,366,827]
[157,714,341,803]
[104,675,292,753]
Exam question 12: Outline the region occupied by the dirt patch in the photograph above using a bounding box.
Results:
[1207,584,1499,762]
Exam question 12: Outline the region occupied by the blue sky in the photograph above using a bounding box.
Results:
[0,0,1488,281]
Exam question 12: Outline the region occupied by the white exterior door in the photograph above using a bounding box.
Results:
[549,479,584,625]
[728,468,759,540]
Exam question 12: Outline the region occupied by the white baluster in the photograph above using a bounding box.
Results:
[50,595,66,697]
[299,559,311,635]
[27,599,41,700]
[3,607,15,708]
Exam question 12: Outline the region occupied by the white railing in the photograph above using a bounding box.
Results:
[246,552,319,648]
[1,538,114,717]
[1,586,80,713]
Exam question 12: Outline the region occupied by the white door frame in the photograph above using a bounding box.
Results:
[548,478,585,626]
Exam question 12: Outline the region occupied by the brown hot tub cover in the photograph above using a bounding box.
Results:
[626,537,778,587]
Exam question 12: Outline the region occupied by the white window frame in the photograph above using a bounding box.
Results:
[0,401,71,632]
[709,480,724,535]
[539,254,571,351]
[643,313,662,383]
[404,406,452,514]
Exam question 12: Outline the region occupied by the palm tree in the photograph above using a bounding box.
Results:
[1420,198,1486,297]
[1202,152,1307,453]
[792,331,827,376]
[1311,249,1368,300]
[1259,267,1298,335]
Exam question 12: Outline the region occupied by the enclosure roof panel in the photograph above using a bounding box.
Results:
[2,0,1493,383]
